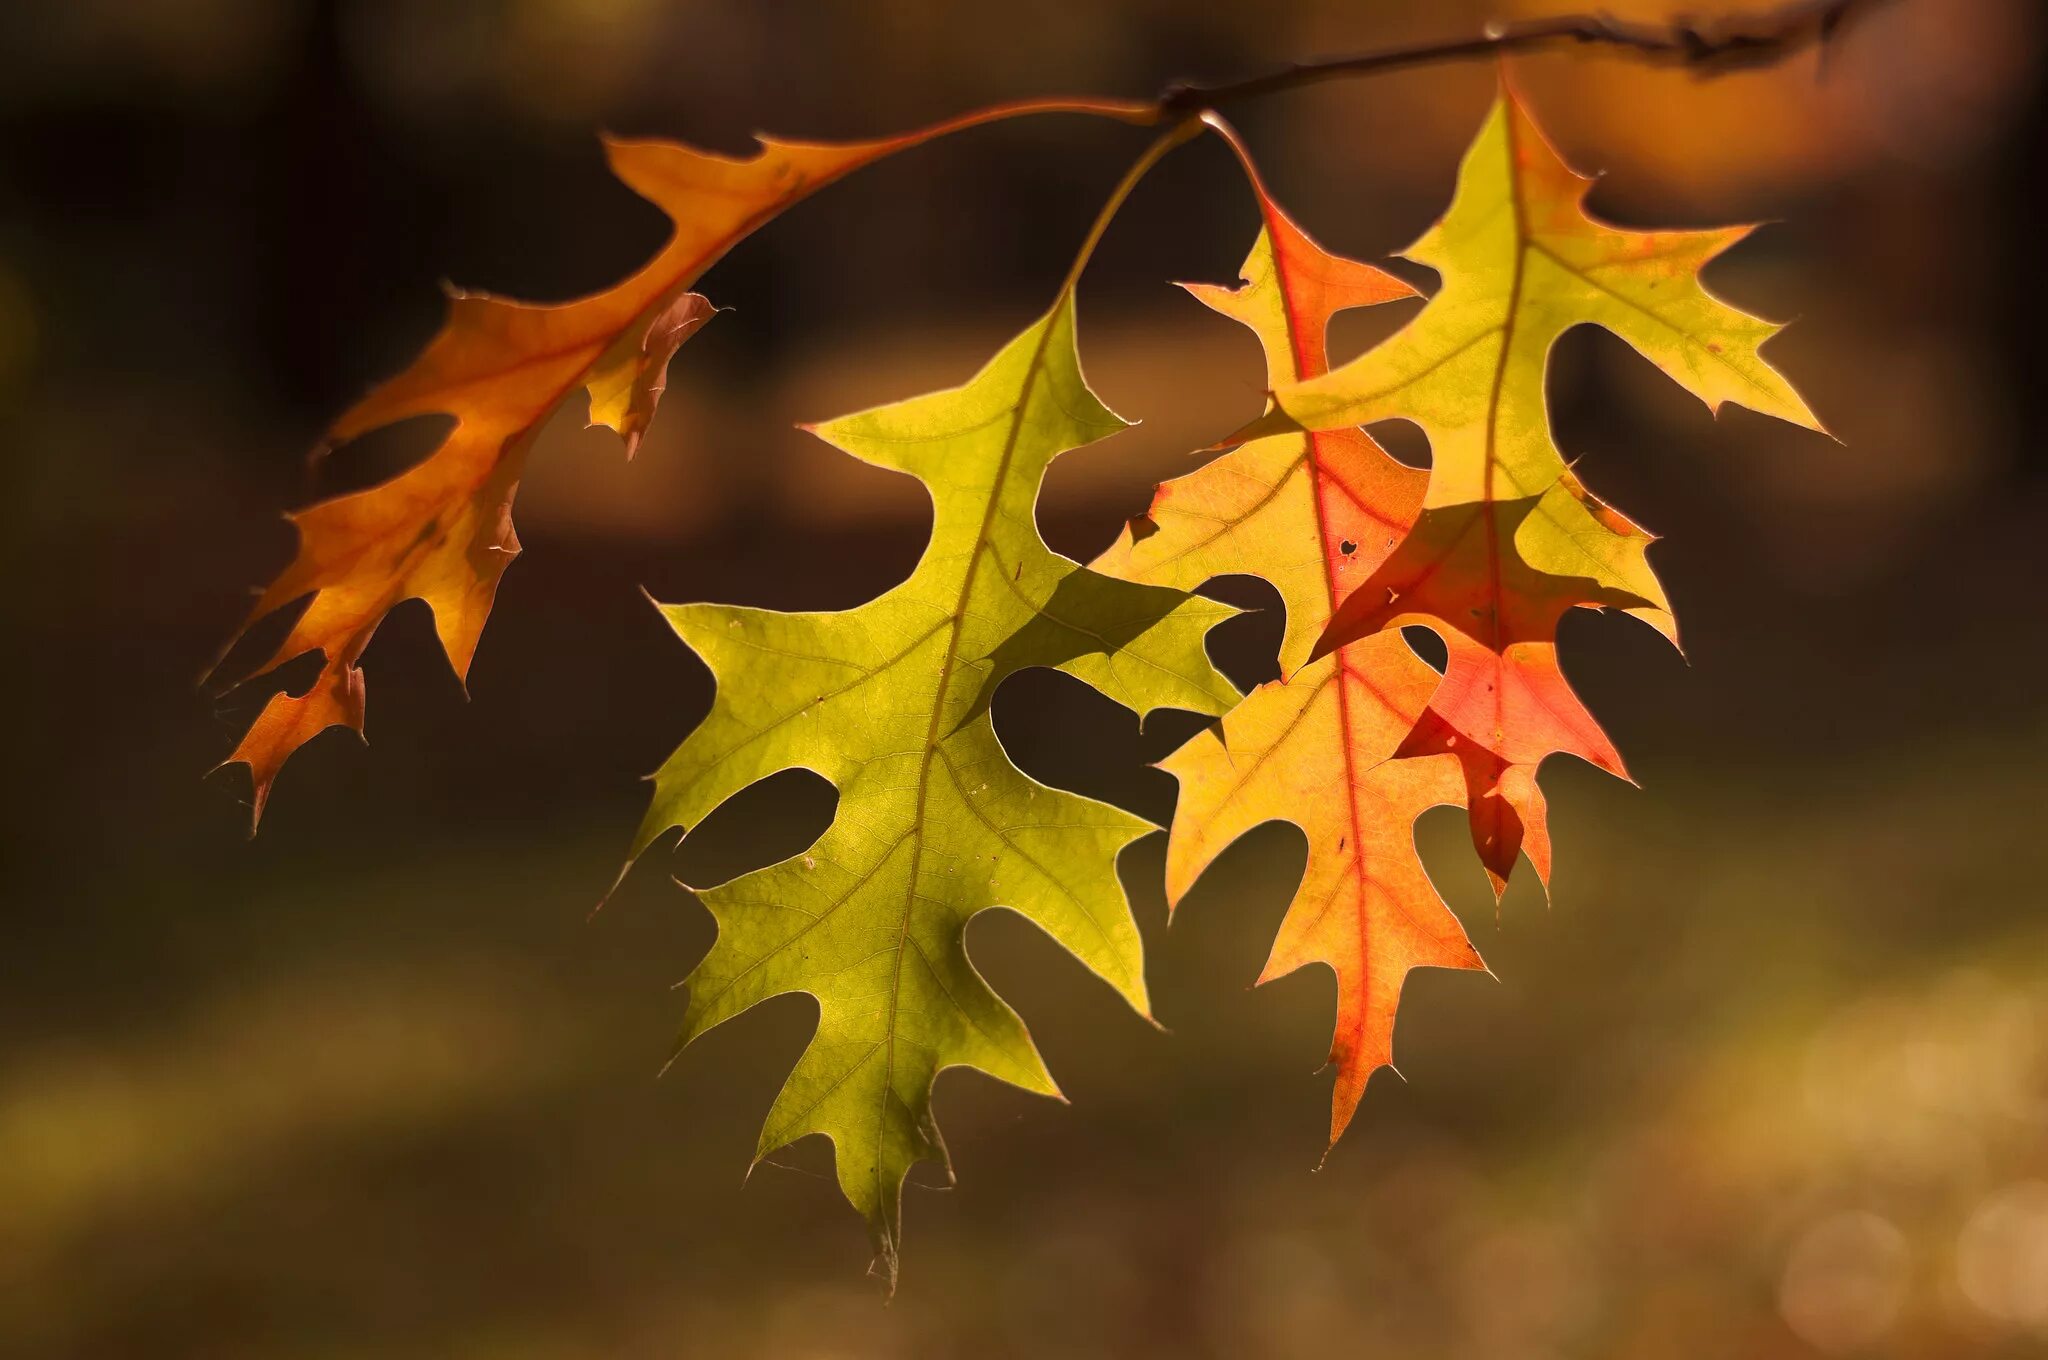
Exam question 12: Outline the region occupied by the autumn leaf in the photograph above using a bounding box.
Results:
[1094,129,1488,1142]
[1320,491,1651,891]
[1270,81,1822,890]
[628,277,1238,1286]
[212,96,1154,827]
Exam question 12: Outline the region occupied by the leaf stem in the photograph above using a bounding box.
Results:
[1058,117,1207,298]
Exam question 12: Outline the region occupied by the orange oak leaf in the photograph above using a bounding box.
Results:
[1094,125,1484,1142]
[214,96,1155,828]
[1161,635,1479,1143]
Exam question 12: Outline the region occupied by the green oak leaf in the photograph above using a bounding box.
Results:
[1270,87,1822,649]
[630,293,1238,1286]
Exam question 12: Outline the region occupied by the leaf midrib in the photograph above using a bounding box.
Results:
[880,306,1066,1209]
[1263,213,1418,1061]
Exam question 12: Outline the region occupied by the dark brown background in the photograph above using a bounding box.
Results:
[3,1,2045,1356]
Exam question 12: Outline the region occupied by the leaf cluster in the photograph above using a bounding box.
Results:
[210,61,1825,1286]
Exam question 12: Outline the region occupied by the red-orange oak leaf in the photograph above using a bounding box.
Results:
[1093,123,1483,1142]
[214,96,1155,827]
[1313,493,1653,892]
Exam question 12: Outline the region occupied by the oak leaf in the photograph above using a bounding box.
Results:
[214,98,1152,826]
[1094,137,1484,1143]
[1322,491,1650,890]
[630,293,1236,1287]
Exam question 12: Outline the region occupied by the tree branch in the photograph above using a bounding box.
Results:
[1156,0,1895,114]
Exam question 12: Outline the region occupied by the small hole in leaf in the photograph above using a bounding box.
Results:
[1339,539,1357,556]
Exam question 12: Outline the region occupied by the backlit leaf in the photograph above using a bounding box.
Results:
[214,97,1154,826]
[632,292,1235,1286]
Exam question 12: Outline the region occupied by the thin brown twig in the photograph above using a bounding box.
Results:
[1154,0,1894,114]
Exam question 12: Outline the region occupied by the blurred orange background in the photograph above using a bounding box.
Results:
[3,2,2045,1357]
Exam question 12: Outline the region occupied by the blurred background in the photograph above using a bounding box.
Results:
[4,0,2046,1356]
